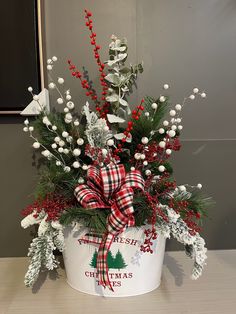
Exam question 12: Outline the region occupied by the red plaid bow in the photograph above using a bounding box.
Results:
[75,164,144,290]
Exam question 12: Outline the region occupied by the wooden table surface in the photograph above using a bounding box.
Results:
[0,250,236,314]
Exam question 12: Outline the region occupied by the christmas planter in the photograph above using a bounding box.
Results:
[21,9,212,295]
[63,226,166,297]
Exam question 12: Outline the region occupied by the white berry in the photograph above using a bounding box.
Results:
[170,110,176,117]
[57,98,63,104]
[201,92,206,98]
[134,153,141,160]
[52,125,57,131]
[175,104,182,111]
[178,125,183,130]
[166,149,172,155]
[159,128,165,134]
[102,148,108,156]
[151,103,158,109]
[141,137,149,144]
[65,113,72,121]
[64,108,69,113]
[58,147,64,153]
[73,148,81,156]
[107,139,114,146]
[58,77,64,84]
[24,119,29,125]
[197,183,202,189]
[145,170,151,176]
[143,160,148,166]
[54,137,60,143]
[77,138,84,146]
[33,142,40,149]
[56,161,61,166]
[189,94,195,100]
[29,126,34,132]
[42,150,50,158]
[58,140,65,147]
[159,141,166,148]
[168,130,176,138]
[66,136,73,143]
[158,165,165,172]
[82,164,88,170]
[145,112,150,117]
[171,125,177,131]
[140,154,146,160]
[179,185,186,192]
[66,101,74,110]
[78,177,85,184]
[47,65,52,70]
[74,120,80,126]
[48,82,55,89]
[193,88,199,94]
[47,59,52,64]
[130,167,135,171]
[28,86,33,92]
[51,143,57,149]
[63,148,69,154]
[176,118,181,123]
[73,161,80,168]
[163,120,169,126]
[159,96,166,102]
[52,56,57,62]
[163,84,169,90]
[66,94,72,100]
[64,166,71,173]
[62,131,69,138]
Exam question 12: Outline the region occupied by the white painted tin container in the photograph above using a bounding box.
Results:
[63,226,166,297]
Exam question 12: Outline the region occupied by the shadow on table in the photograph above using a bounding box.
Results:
[32,268,60,294]
[163,252,184,286]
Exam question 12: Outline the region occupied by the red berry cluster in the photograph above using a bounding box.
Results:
[21,194,76,222]
[168,198,202,235]
[122,99,145,143]
[140,227,157,254]
[144,191,169,223]
[166,137,181,151]
[168,199,189,213]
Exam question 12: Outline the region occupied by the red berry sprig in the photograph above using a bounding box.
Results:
[68,60,100,106]
[84,9,108,116]
[121,99,145,143]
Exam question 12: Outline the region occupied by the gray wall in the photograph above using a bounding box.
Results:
[1,0,236,256]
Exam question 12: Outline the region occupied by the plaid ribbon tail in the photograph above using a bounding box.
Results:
[96,233,115,291]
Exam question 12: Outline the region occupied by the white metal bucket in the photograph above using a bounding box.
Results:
[63,226,166,297]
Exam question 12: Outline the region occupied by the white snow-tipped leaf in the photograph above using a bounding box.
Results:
[117,53,127,61]
[119,98,128,107]
[114,132,132,142]
[113,46,127,52]
[114,133,125,140]
[106,94,119,102]
[107,114,125,123]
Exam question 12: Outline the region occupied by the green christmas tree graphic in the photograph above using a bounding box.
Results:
[113,250,127,270]
[90,250,98,267]
[90,249,127,270]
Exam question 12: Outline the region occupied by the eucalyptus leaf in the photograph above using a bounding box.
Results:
[106,94,119,102]
[105,73,120,85]
[119,98,129,107]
